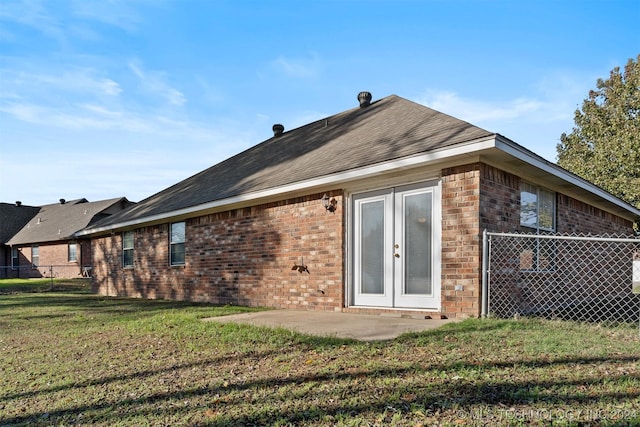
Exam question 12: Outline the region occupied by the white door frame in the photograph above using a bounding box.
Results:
[352,188,394,307]
[349,180,441,310]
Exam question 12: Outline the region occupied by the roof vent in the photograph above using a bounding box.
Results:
[272,124,285,137]
[60,198,66,204]
[15,201,22,207]
[358,91,372,108]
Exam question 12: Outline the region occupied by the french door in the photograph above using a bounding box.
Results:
[352,182,440,309]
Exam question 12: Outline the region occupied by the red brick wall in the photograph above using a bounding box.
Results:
[441,164,482,318]
[8,241,84,279]
[478,164,633,235]
[91,192,345,311]
[479,164,521,233]
[476,163,634,319]
[90,163,634,318]
[443,163,634,319]
[557,195,633,234]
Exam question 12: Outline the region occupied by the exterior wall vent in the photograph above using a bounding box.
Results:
[272,124,285,137]
[358,91,372,108]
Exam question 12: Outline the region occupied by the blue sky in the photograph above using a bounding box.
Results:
[1,0,638,206]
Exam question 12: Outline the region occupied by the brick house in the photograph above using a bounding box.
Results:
[0,202,40,278]
[78,92,640,319]
[6,198,132,279]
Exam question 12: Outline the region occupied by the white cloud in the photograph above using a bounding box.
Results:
[0,0,142,45]
[79,103,123,117]
[0,106,257,205]
[0,0,67,43]
[101,78,123,96]
[416,90,545,124]
[0,102,127,130]
[128,61,186,106]
[0,68,122,99]
[70,0,142,32]
[412,80,592,164]
[271,53,322,78]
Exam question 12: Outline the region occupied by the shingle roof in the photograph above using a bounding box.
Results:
[7,198,131,245]
[97,94,493,226]
[0,203,40,244]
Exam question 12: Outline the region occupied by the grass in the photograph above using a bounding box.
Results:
[0,284,639,426]
[0,278,90,294]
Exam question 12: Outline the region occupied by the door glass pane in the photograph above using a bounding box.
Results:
[404,193,432,295]
[361,200,384,294]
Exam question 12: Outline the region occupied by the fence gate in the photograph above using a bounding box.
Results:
[482,231,640,328]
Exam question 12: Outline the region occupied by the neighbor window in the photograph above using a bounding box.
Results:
[11,247,18,269]
[68,242,78,262]
[520,182,555,231]
[31,245,39,268]
[519,236,556,272]
[123,231,134,268]
[170,222,185,266]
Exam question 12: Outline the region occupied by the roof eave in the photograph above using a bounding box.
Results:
[76,133,640,236]
[493,134,640,220]
[76,134,500,236]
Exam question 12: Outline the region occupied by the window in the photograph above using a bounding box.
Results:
[519,236,556,272]
[170,222,185,266]
[519,182,556,271]
[68,243,78,262]
[31,245,39,268]
[11,247,18,269]
[520,182,555,231]
[123,231,134,268]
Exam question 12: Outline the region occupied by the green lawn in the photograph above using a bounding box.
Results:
[0,287,638,426]
[0,278,90,294]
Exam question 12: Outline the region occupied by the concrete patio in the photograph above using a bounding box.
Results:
[205,310,458,341]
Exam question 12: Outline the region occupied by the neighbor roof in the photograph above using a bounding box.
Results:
[0,202,40,245]
[7,198,131,245]
[88,95,493,228]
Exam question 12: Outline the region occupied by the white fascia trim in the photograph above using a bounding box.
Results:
[495,136,640,217]
[77,136,499,236]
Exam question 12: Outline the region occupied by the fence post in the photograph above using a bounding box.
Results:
[481,229,489,318]
[49,265,54,290]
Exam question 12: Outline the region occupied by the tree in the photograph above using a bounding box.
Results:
[557,54,640,211]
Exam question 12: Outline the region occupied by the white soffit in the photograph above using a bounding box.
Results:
[493,135,640,219]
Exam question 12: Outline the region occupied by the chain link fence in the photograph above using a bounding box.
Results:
[0,264,92,279]
[482,232,640,329]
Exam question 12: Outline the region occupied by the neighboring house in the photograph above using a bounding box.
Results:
[78,92,640,319]
[7,198,133,279]
[0,202,40,278]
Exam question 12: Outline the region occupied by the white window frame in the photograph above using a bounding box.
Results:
[520,181,557,272]
[31,245,39,268]
[122,231,134,268]
[11,247,18,270]
[520,181,556,232]
[169,222,186,266]
[68,242,78,262]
